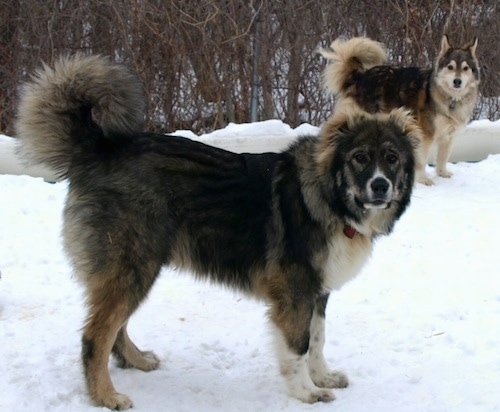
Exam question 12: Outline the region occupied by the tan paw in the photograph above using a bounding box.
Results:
[417,175,435,186]
[311,370,349,389]
[97,392,133,410]
[437,169,453,178]
[136,350,160,371]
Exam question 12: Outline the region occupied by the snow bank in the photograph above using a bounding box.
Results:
[2,119,499,181]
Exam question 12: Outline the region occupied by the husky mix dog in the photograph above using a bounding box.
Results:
[321,35,480,185]
[16,54,420,409]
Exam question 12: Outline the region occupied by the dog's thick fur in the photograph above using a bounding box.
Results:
[16,54,420,409]
[321,35,480,185]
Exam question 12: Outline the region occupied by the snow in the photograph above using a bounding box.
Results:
[1,121,499,411]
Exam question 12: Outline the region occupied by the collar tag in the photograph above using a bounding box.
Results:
[343,225,357,239]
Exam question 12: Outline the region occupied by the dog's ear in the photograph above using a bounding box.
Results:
[468,37,478,57]
[322,111,350,137]
[387,108,423,151]
[316,109,354,175]
[440,35,452,55]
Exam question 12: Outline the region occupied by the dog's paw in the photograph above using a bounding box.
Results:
[114,349,160,371]
[292,386,336,403]
[418,175,435,186]
[305,388,336,403]
[285,365,337,403]
[311,370,349,389]
[437,169,453,178]
[416,169,435,185]
[136,350,160,371]
[97,392,133,410]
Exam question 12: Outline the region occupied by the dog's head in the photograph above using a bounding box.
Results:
[434,35,480,98]
[317,106,421,236]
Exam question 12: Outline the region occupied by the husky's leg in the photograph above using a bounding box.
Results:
[435,133,455,178]
[415,134,435,185]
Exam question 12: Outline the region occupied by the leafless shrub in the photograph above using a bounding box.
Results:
[1,0,498,135]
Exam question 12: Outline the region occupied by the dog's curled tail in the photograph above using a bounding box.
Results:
[320,37,387,96]
[15,54,145,178]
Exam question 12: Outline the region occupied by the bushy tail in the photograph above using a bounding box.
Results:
[320,37,387,96]
[15,54,145,178]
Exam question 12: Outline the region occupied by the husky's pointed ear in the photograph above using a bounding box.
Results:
[469,37,478,57]
[440,35,452,55]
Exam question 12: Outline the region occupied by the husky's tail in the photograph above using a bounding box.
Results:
[15,54,145,178]
[320,37,387,96]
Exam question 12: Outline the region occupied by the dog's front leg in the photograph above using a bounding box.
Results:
[269,292,335,403]
[415,135,435,185]
[308,294,349,389]
[435,132,456,178]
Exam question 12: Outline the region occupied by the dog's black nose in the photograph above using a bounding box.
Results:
[453,78,462,88]
[371,177,389,195]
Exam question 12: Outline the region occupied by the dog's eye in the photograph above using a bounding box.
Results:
[353,153,368,164]
[463,66,469,71]
[385,153,399,164]
[447,65,454,70]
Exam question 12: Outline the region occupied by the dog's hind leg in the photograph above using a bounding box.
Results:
[81,265,160,410]
[308,294,348,389]
[269,290,335,403]
[112,321,160,371]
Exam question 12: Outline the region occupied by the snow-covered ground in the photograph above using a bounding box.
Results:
[1,121,499,411]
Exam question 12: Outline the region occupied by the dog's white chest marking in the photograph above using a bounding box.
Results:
[321,230,372,291]
[434,111,466,138]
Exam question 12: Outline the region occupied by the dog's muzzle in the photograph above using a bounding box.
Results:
[364,176,393,209]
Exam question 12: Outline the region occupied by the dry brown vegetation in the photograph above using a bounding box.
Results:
[1,0,498,135]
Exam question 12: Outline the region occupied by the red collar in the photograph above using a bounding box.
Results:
[343,224,357,239]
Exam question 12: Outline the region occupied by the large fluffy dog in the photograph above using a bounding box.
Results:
[16,55,420,409]
[321,35,480,185]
